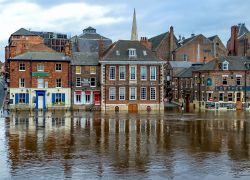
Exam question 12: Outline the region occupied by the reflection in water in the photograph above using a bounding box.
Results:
[4,111,250,179]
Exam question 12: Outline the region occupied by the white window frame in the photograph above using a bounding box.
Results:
[90,66,96,74]
[75,93,82,104]
[119,87,125,100]
[90,77,96,87]
[150,66,156,81]
[109,87,116,100]
[222,61,229,70]
[150,87,156,100]
[119,66,126,80]
[109,66,116,80]
[128,48,136,57]
[19,63,25,71]
[85,94,91,104]
[140,66,147,80]
[37,78,44,88]
[56,78,62,88]
[129,87,137,100]
[76,77,81,87]
[19,78,25,88]
[130,66,136,80]
[37,64,44,72]
[55,64,62,71]
[140,87,147,100]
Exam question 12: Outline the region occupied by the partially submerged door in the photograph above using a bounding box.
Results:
[236,92,242,110]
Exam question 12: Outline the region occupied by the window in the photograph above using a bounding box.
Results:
[150,87,156,100]
[140,66,147,80]
[90,66,96,74]
[75,94,81,104]
[128,48,136,57]
[55,93,62,104]
[207,93,212,101]
[228,93,233,101]
[109,66,116,80]
[85,94,91,104]
[143,50,147,56]
[76,77,81,87]
[130,66,136,80]
[76,66,81,74]
[222,76,227,85]
[37,78,44,88]
[37,64,44,71]
[130,87,136,100]
[116,50,120,56]
[222,61,229,70]
[201,76,205,86]
[219,93,224,101]
[150,66,156,80]
[19,93,25,104]
[236,77,241,85]
[56,78,62,88]
[19,78,25,88]
[119,87,125,100]
[119,66,126,80]
[90,77,96,87]
[19,63,25,71]
[183,54,188,61]
[109,87,116,100]
[55,64,62,71]
[141,87,147,100]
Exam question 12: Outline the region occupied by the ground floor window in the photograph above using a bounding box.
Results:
[76,94,81,103]
[52,93,65,105]
[207,93,213,101]
[150,87,156,100]
[85,94,91,103]
[228,93,233,101]
[219,93,224,101]
[15,93,29,104]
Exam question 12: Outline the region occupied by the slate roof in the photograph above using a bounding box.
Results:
[11,52,70,61]
[11,28,37,36]
[149,32,168,50]
[238,23,249,38]
[102,40,162,62]
[177,63,204,78]
[208,35,218,41]
[196,56,250,71]
[71,52,99,65]
[169,61,192,68]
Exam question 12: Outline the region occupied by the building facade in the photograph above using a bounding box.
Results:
[71,52,101,110]
[100,40,165,112]
[8,51,71,110]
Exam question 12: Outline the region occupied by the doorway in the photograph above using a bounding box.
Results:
[236,92,242,110]
[128,104,138,112]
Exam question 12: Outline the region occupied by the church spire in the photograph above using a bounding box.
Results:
[131,8,138,41]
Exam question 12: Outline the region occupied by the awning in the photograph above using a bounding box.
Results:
[85,91,91,95]
[93,91,100,95]
[75,90,82,95]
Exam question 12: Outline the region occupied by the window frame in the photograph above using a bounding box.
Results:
[90,66,96,74]
[119,66,126,80]
[140,87,147,100]
[37,64,44,72]
[130,66,136,80]
[140,66,147,81]
[19,63,25,71]
[75,66,81,74]
[109,66,116,80]
[37,78,44,88]
[90,77,96,87]
[129,87,137,100]
[119,87,125,100]
[55,64,62,71]
[150,66,156,81]
[76,77,81,87]
[19,78,25,88]
[109,87,116,100]
[56,78,62,88]
[150,87,156,100]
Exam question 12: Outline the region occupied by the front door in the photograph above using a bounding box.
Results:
[94,94,101,105]
[236,92,242,110]
[128,104,138,112]
[38,96,43,109]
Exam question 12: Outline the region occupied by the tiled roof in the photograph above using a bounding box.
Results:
[71,52,99,65]
[149,32,168,50]
[102,40,162,62]
[11,52,70,61]
[11,28,37,36]
[196,56,250,71]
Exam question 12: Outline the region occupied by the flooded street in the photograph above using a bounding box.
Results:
[1,110,250,179]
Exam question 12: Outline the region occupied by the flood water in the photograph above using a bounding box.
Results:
[1,110,250,179]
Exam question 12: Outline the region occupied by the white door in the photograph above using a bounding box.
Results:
[38,96,43,109]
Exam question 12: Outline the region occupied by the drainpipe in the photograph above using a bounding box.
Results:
[245,70,247,109]
[199,72,201,110]
[105,64,106,112]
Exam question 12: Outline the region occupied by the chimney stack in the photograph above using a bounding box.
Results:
[98,38,105,58]
[140,37,152,50]
[64,41,72,56]
[228,25,238,56]
[169,26,174,60]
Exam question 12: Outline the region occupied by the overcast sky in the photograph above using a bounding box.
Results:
[0,0,250,61]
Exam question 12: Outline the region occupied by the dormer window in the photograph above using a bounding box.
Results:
[128,48,136,58]
[116,50,120,56]
[143,50,147,56]
[222,60,229,70]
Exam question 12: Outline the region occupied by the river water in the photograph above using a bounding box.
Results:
[1,110,250,179]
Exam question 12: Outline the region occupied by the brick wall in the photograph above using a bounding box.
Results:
[9,61,69,88]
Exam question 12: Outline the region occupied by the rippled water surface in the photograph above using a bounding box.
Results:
[1,110,250,179]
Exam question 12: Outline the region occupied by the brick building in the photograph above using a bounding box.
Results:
[71,52,101,110]
[174,56,250,111]
[70,27,112,53]
[8,51,71,110]
[149,26,178,61]
[227,23,250,56]
[174,34,227,62]
[100,40,165,112]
